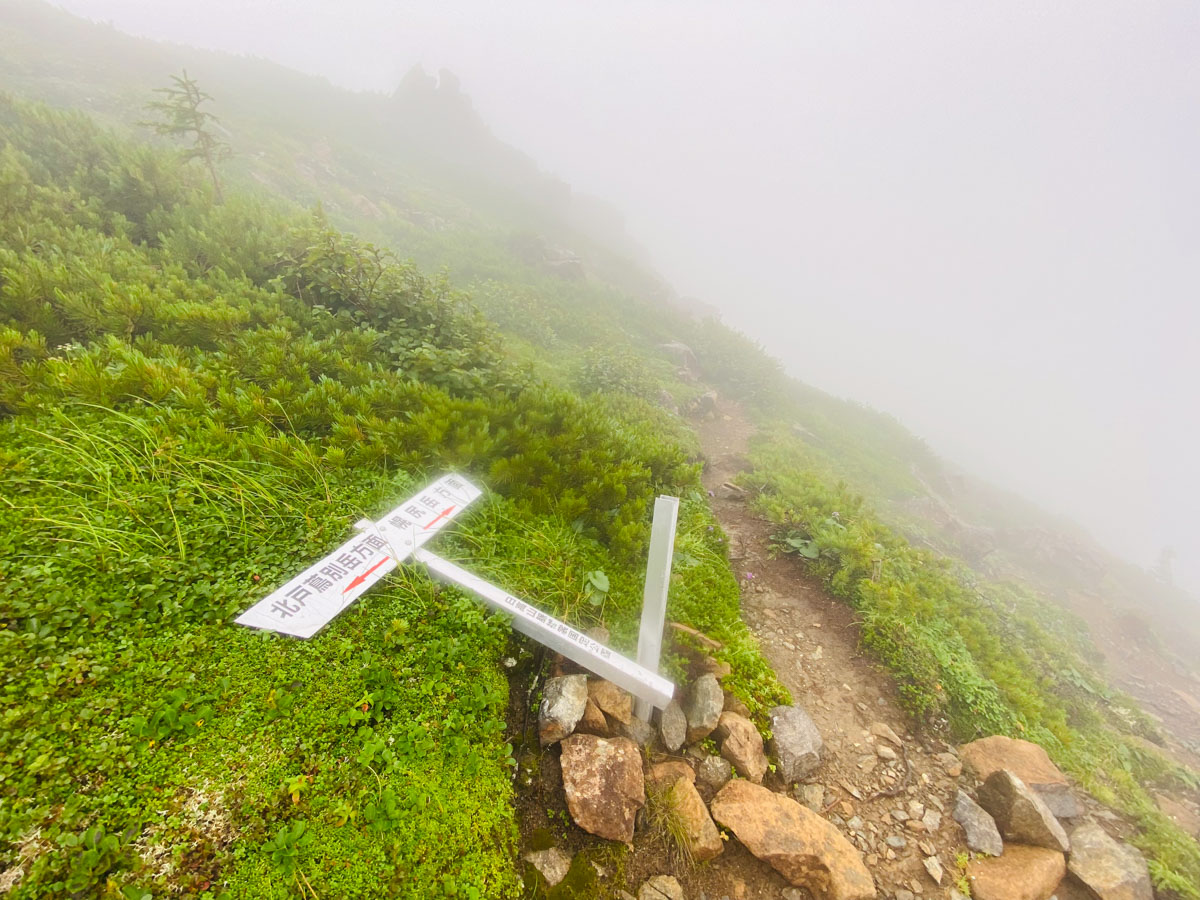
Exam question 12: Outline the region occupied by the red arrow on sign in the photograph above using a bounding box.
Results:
[423,505,456,530]
[342,556,391,594]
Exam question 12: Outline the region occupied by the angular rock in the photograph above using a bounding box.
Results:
[1039,786,1084,820]
[696,754,733,794]
[665,775,724,861]
[796,783,825,811]
[960,735,1076,817]
[954,790,1003,856]
[539,675,588,746]
[683,673,724,743]
[921,808,941,832]
[619,715,656,749]
[1067,822,1153,900]
[769,705,824,783]
[869,722,903,746]
[647,760,695,790]
[923,854,944,885]
[710,779,876,900]
[560,734,645,843]
[659,700,687,752]
[638,875,684,900]
[589,678,633,726]
[577,697,610,736]
[716,711,768,783]
[935,751,963,778]
[966,844,1066,900]
[976,770,1069,852]
[522,847,572,887]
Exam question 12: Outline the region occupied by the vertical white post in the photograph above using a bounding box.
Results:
[634,496,680,720]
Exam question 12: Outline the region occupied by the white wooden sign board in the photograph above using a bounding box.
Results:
[234,474,675,709]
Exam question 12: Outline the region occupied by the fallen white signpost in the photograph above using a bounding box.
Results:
[235,474,677,710]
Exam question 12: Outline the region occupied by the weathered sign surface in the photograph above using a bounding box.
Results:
[235,474,676,708]
[234,474,480,638]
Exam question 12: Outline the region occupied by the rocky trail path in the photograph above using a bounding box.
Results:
[696,398,969,898]
[511,396,1152,900]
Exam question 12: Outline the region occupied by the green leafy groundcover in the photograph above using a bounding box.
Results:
[744,428,1200,898]
[0,97,786,897]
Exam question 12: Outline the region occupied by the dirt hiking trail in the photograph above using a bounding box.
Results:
[695,397,970,897]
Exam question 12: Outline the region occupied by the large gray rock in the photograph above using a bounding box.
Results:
[659,700,687,752]
[769,705,824,783]
[683,673,724,744]
[559,735,645,843]
[539,675,588,746]
[976,770,1069,853]
[953,790,1004,856]
[1068,822,1153,900]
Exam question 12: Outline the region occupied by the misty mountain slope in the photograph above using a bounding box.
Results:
[0,94,791,897]
[2,3,1199,896]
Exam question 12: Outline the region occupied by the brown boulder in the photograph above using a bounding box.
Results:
[710,780,875,900]
[716,711,768,783]
[576,698,611,736]
[960,735,1077,814]
[976,770,1069,852]
[966,844,1066,900]
[647,760,695,790]
[560,735,645,843]
[589,678,633,726]
[665,776,724,861]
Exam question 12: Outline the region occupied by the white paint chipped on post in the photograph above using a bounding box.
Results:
[416,549,675,710]
[634,495,680,720]
[234,474,481,638]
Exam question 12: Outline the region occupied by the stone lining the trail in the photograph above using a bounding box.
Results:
[960,735,1081,819]
[695,754,732,795]
[953,789,1004,856]
[715,710,768,783]
[539,674,588,746]
[710,779,876,900]
[560,734,645,843]
[659,700,687,752]
[966,844,1066,900]
[976,770,1070,853]
[683,673,723,743]
[589,678,633,726]
[664,775,723,862]
[768,704,824,783]
[1067,821,1153,900]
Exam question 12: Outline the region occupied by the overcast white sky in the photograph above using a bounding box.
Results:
[55,1,1200,591]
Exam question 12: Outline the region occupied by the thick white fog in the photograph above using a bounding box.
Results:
[55,1,1200,591]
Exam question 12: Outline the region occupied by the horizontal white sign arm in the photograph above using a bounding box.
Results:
[415,548,675,710]
[235,475,481,639]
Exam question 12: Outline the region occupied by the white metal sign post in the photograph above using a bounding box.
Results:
[633,496,680,720]
[235,475,677,710]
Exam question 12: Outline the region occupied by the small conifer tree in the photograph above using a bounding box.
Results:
[142,70,230,201]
